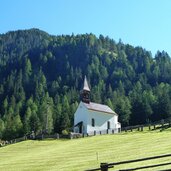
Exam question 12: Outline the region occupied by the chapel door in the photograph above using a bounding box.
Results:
[107,121,110,129]
[79,125,82,133]
[78,122,83,133]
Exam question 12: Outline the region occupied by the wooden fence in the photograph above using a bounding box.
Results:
[0,136,27,147]
[86,153,171,171]
[84,128,121,136]
[33,129,120,140]
[122,117,171,132]
[1,117,171,148]
[0,129,121,148]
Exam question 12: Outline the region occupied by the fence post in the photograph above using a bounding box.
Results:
[94,131,96,136]
[161,119,164,127]
[56,133,59,139]
[149,125,151,130]
[100,163,108,171]
[70,133,73,139]
[125,128,127,132]
[141,126,143,131]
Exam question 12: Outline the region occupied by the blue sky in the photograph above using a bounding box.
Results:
[1,0,171,56]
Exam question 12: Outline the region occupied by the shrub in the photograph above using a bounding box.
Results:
[62,130,68,135]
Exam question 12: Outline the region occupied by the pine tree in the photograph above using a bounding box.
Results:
[0,119,5,139]
[59,96,70,132]
[24,107,32,134]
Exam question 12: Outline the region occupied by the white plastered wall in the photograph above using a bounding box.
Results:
[74,102,88,133]
[86,109,117,133]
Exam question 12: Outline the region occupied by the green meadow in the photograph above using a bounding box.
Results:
[1,129,171,171]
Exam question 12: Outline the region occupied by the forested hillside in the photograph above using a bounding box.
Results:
[0,28,171,140]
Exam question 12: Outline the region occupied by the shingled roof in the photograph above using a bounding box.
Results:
[83,102,117,115]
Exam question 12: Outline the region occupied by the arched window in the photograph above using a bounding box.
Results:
[92,118,95,127]
[107,121,110,129]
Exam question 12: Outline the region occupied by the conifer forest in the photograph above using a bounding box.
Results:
[0,29,171,140]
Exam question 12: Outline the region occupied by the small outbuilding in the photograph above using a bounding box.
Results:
[74,76,121,135]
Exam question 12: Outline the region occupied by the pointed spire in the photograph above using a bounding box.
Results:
[81,76,91,103]
[83,76,90,92]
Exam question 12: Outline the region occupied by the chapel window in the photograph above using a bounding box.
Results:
[92,118,95,127]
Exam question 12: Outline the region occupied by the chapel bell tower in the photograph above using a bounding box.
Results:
[81,76,90,104]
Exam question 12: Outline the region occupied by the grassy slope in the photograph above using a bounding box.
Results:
[1,129,171,171]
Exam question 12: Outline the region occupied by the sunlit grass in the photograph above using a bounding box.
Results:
[0,128,171,171]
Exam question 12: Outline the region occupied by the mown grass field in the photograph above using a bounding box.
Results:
[1,128,171,171]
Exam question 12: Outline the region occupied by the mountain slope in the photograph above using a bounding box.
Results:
[0,29,171,139]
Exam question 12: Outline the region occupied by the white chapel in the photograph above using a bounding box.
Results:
[74,76,121,135]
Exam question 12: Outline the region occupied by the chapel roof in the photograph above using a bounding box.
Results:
[83,102,117,115]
